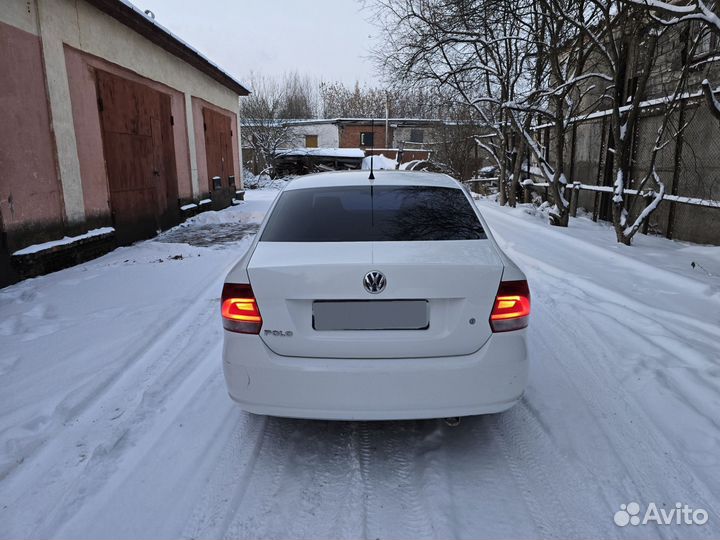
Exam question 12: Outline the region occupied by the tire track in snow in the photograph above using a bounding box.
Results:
[187,419,386,540]
[356,422,378,539]
[289,422,366,538]
[180,412,268,539]
[0,267,234,537]
[479,203,720,536]
[409,423,457,539]
[382,422,436,539]
[528,277,720,536]
[0,266,229,486]
[49,344,229,537]
[32,334,225,536]
[218,419,364,539]
[513,247,720,366]
[221,418,300,539]
[385,417,548,539]
[514,249,720,439]
[486,407,590,539]
[330,423,367,539]
[477,201,720,311]
[480,204,720,340]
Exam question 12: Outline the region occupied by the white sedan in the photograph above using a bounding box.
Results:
[221,170,530,421]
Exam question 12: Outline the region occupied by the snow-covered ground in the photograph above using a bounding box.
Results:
[1,188,719,539]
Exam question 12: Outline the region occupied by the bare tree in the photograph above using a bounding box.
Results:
[278,72,320,119]
[372,0,541,206]
[427,109,485,180]
[240,73,294,174]
[563,1,703,244]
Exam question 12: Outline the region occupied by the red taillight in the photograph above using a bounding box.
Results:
[221,283,262,334]
[490,280,531,332]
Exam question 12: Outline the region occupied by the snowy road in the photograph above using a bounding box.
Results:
[1,189,719,539]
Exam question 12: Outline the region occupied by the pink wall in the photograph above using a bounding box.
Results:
[64,46,195,218]
[191,96,240,195]
[0,21,65,246]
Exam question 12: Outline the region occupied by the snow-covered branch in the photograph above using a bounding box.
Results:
[625,0,720,33]
[702,79,720,120]
[623,171,666,238]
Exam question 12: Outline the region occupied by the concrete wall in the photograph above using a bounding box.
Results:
[287,123,340,148]
[0,20,66,249]
[394,126,429,146]
[567,105,720,245]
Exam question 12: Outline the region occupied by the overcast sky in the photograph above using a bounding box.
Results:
[129,0,379,89]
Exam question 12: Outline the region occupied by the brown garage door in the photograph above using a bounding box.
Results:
[97,70,178,244]
[203,107,234,191]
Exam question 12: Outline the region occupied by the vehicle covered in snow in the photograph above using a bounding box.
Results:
[220,170,530,420]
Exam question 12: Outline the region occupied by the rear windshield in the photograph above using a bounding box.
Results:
[260,185,486,242]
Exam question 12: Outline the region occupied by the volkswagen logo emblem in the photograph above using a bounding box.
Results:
[363,271,386,294]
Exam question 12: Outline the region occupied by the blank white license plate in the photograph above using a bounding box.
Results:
[312,300,429,331]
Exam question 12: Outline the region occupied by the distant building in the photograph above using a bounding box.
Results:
[0,0,250,286]
[282,118,445,162]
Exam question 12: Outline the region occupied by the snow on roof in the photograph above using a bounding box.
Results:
[361,154,398,171]
[93,0,250,95]
[276,148,365,159]
[281,118,448,127]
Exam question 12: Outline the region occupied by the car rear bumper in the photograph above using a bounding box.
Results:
[222,330,528,421]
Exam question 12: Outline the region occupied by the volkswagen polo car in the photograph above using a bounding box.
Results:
[221,170,530,420]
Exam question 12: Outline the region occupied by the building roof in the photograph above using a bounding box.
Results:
[276,148,365,159]
[282,118,448,127]
[86,0,250,96]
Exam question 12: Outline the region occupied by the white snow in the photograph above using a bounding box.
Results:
[361,154,398,170]
[534,82,720,129]
[182,189,278,226]
[1,190,720,538]
[199,199,212,205]
[613,169,625,203]
[180,203,197,211]
[278,148,365,158]
[399,159,424,170]
[12,228,115,256]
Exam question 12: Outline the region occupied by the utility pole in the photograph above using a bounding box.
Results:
[385,91,390,149]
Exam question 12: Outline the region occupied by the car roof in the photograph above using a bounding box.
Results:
[283,170,462,190]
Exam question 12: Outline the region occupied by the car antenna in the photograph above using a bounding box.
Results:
[368,118,375,180]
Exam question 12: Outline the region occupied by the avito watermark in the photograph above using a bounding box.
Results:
[614,502,709,527]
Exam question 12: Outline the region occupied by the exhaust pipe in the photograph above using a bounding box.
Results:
[444,417,461,427]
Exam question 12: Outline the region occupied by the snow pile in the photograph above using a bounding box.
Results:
[180,189,279,227]
[12,227,115,256]
[278,148,365,159]
[361,154,398,171]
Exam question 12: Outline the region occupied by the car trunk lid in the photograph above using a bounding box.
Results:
[247,240,503,358]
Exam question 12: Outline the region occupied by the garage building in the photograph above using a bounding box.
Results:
[0,0,249,286]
